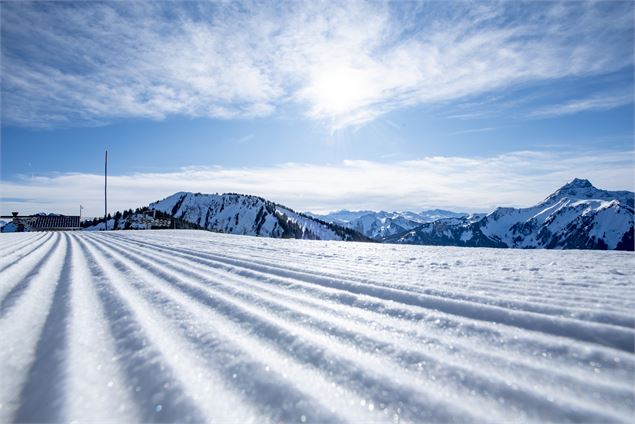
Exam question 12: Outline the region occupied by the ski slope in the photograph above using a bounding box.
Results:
[1,230,634,423]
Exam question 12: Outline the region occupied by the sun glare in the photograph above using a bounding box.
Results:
[306,66,372,115]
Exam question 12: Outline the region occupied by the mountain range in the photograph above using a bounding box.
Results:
[384,179,634,250]
[23,178,634,251]
[307,209,467,240]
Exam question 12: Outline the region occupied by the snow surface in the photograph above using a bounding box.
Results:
[1,230,634,422]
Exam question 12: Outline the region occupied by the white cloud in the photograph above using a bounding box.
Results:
[529,93,633,118]
[1,1,632,130]
[1,150,632,217]
[448,127,497,136]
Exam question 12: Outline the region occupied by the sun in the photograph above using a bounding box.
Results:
[303,65,373,116]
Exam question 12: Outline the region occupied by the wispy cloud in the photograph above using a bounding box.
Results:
[528,93,633,118]
[235,134,255,144]
[1,150,632,216]
[448,127,497,136]
[1,1,632,130]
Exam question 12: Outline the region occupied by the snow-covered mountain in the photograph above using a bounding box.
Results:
[150,192,369,241]
[384,179,634,250]
[305,210,375,225]
[309,209,467,240]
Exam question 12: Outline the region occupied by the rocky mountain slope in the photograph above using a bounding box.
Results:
[309,209,466,240]
[384,179,634,250]
[149,192,369,241]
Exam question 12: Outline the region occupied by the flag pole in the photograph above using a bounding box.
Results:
[104,150,108,230]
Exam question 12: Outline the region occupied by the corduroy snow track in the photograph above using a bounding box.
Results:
[0,230,633,423]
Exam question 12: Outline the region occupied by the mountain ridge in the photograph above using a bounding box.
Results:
[308,209,467,240]
[384,179,634,250]
[149,191,371,242]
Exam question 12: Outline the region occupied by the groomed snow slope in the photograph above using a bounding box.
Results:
[1,230,634,423]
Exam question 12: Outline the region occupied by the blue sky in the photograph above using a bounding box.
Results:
[1,0,633,216]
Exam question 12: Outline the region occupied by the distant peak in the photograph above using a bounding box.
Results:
[540,178,607,205]
[561,178,593,189]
